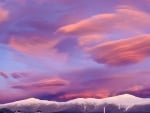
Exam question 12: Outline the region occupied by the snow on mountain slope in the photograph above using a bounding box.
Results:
[0,98,61,113]
[101,94,150,106]
[67,94,150,106]
[0,94,149,112]
[0,98,58,106]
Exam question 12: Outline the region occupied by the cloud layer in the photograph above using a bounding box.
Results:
[0,0,150,103]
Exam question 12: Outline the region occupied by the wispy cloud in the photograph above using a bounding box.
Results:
[12,78,69,96]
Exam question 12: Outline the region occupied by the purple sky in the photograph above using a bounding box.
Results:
[0,0,150,103]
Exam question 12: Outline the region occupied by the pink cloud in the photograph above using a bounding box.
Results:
[78,34,104,47]
[88,34,150,66]
[0,6,9,22]
[0,71,8,78]
[7,68,150,101]
[127,85,143,92]
[58,6,150,35]
[63,67,150,98]
[12,78,69,94]
[9,36,68,61]
[118,87,150,98]
[0,90,31,103]
[59,89,110,100]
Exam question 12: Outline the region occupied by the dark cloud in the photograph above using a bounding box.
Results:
[11,72,28,79]
[0,71,8,78]
[0,71,29,79]
[118,87,150,98]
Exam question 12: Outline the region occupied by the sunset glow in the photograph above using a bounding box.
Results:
[0,0,150,104]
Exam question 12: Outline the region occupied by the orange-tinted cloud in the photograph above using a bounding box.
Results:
[88,35,150,66]
[58,6,150,35]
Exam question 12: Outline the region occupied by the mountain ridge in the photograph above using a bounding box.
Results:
[1,94,150,106]
[0,94,149,113]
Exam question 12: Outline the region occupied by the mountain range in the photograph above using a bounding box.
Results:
[0,94,150,113]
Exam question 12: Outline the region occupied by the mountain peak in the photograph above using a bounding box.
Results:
[16,97,41,104]
[2,98,41,106]
[25,98,40,101]
[114,94,138,99]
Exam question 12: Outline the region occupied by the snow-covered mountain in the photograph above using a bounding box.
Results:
[0,94,150,113]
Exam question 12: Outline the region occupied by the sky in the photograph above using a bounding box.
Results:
[0,0,150,103]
